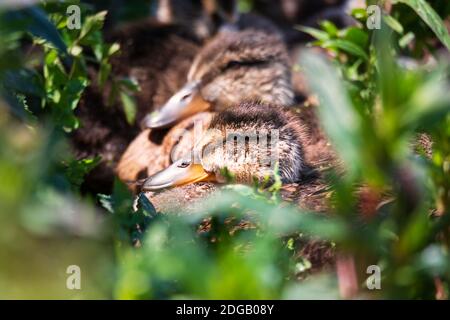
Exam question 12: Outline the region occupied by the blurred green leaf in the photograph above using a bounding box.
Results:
[65,156,101,190]
[98,60,111,87]
[351,8,368,21]
[137,193,157,218]
[383,15,404,34]
[300,51,362,177]
[120,91,137,125]
[118,77,140,92]
[399,32,415,48]
[401,72,450,130]
[393,0,450,51]
[342,27,369,49]
[320,21,338,37]
[78,10,107,44]
[98,194,114,214]
[297,26,330,41]
[3,69,44,97]
[6,6,67,53]
[322,39,369,60]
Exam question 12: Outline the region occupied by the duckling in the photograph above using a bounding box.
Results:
[73,0,243,195]
[141,101,333,216]
[73,0,285,195]
[142,102,307,191]
[141,29,294,129]
[117,29,295,184]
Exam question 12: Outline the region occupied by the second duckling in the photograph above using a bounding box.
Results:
[117,28,295,185]
[141,29,295,129]
[143,102,308,191]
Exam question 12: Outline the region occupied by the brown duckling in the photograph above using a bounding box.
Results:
[141,104,334,275]
[73,0,285,195]
[142,102,307,191]
[141,29,294,129]
[117,29,295,184]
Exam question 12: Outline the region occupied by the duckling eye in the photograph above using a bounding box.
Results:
[224,60,267,71]
[178,160,190,168]
[180,93,191,101]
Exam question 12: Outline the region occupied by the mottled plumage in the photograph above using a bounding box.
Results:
[141,102,311,193]
[118,28,295,184]
[188,30,294,109]
[201,102,306,184]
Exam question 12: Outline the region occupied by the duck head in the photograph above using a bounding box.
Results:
[141,30,294,129]
[142,102,305,191]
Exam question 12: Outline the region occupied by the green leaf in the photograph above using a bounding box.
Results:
[383,15,404,34]
[320,21,338,37]
[118,77,140,92]
[401,74,450,130]
[98,60,111,87]
[7,7,67,54]
[342,27,369,49]
[399,32,415,48]
[296,26,330,41]
[78,10,107,43]
[120,91,137,125]
[98,194,114,213]
[351,8,367,21]
[393,0,450,51]
[3,69,45,97]
[300,51,362,177]
[321,39,369,60]
[63,77,88,110]
[65,156,101,189]
[106,43,120,57]
[137,193,157,218]
[1,90,28,120]
[59,113,80,132]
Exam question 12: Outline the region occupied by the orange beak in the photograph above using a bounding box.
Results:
[142,158,213,191]
[141,81,210,129]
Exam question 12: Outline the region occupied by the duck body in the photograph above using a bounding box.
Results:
[142,102,309,191]
[117,27,295,185]
[141,29,294,129]
[72,1,285,195]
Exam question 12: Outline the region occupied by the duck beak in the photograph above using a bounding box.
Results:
[142,158,212,191]
[141,81,211,129]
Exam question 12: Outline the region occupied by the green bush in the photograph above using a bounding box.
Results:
[0,0,449,299]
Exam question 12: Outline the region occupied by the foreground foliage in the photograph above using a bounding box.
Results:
[0,0,449,299]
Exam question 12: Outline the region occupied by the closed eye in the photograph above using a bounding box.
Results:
[180,93,191,101]
[223,59,268,71]
[178,160,190,168]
